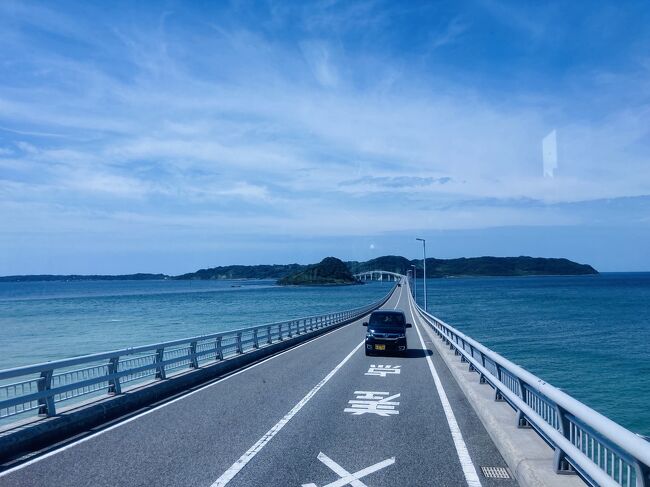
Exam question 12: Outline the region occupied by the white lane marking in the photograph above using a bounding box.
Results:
[302,452,396,487]
[407,292,483,487]
[343,391,400,416]
[211,340,365,487]
[393,282,403,309]
[364,365,401,377]
[0,316,367,478]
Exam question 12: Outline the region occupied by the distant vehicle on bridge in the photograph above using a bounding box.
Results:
[363,310,411,356]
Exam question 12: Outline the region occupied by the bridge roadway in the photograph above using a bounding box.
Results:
[0,283,518,487]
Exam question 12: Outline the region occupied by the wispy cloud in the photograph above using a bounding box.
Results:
[0,1,649,272]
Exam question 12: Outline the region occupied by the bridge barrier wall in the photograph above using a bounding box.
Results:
[0,283,396,462]
[412,298,650,487]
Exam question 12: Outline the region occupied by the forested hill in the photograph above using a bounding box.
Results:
[346,255,598,277]
[174,264,304,280]
[1,255,597,282]
[176,255,597,280]
[277,257,357,285]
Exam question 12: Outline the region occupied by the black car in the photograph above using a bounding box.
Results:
[363,310,411,356]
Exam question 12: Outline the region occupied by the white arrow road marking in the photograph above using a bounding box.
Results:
[302,452,396,487]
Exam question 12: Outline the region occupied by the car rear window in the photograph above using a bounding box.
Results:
[369,313,405,327]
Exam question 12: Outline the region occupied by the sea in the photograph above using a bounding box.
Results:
[0,273,648,437]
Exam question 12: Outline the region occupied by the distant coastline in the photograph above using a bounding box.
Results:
[0,255,597,283]
[0,273,168,283]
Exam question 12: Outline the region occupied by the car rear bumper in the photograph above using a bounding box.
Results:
[365,338,407,353]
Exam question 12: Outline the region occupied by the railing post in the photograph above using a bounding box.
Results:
[107,356,122,395]
[288,321,293,338]
[278,323,283,340]
[553,404,576,474]
[634,463,649,487]
[468,345,476,372]
[189,340,199,368]
[517,378,530,428]
[267,325,272,344]
[236,332,243,353]
[479,352,487,383]
[37,369,55,417]
[216,337,223,360]
[155,348,166,380]
[253,329,259,348]
[494,364,505,402]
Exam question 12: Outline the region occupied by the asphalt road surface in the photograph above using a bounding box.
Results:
[0,282,518,487]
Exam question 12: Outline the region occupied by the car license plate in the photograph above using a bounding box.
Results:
[375,344,386,351]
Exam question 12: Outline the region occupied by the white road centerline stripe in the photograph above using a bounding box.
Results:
[210,340,365,487]
[407,289,483,487]
[393,281,403,309]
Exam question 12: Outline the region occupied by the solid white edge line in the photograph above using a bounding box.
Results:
[407,288,483,487]
[210,340,365,487]
[0,308,377,478]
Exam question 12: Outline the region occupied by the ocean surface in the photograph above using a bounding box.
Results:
[416,272,650,437]
[0,280,393,369]
[1,273,648,437]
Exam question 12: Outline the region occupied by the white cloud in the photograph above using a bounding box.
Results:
[0,0,648,265]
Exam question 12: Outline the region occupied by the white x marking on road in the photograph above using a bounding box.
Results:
[302,452,395,487]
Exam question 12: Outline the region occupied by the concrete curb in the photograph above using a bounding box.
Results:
[419,319,586,487]
[0,314,366,463]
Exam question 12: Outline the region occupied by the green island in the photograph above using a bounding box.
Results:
[0,255,597,283]
[277,257,357,286]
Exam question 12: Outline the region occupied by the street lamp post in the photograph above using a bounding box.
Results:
[416,238,427,312]
[410,264,416,300]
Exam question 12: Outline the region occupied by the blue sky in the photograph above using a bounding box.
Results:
[1,0,649,274]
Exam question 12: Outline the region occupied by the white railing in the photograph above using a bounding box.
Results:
[0,284,396,427]
[412,298,650,487]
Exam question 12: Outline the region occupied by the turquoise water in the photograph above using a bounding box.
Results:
[1,275,648,437]
[0,280,393,370]
[416,273,650,437]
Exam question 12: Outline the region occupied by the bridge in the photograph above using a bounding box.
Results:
[0,275,648,487]
[353,270,403,282]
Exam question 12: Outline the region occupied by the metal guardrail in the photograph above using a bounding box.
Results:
[0,284,396,427]
[413,301,650,487]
